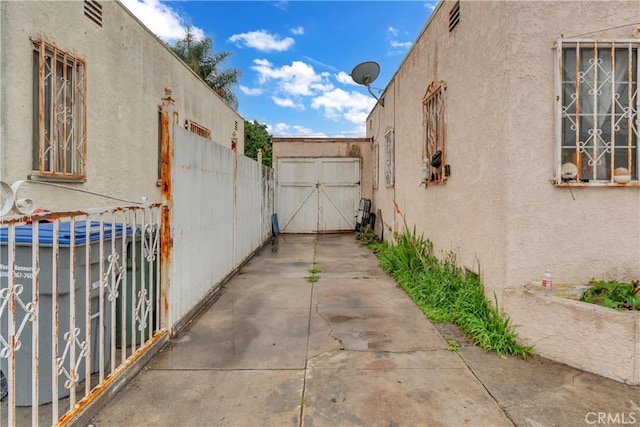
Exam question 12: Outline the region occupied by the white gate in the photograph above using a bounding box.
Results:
[276,158,361,233]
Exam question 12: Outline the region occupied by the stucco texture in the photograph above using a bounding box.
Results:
[368,0,640,295]
[367,0,640,383]
[0,1,244,211]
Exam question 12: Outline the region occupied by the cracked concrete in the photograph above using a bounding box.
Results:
[89,234,639,427]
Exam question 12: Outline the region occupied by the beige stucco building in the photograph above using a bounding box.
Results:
[368,1,640,384]
[0,0,244,211]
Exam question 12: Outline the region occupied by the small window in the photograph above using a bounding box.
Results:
[449,2,460,32]
[384,127,395,187]
[423,81,447,183]
[32,38,87,178]
[373,142,379,190]
[185,119,211,139]
[556,40,639,184]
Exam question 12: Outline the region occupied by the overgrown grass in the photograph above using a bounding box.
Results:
[364,227,531,358]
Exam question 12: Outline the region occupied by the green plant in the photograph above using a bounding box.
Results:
[445,337,459,352]
[354,224,379,247]
[581,280,640,311]
[297,396,308,407]
[372,221,531,358]
[306,263,321,283]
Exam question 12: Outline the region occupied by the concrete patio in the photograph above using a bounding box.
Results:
[87,234,639,427]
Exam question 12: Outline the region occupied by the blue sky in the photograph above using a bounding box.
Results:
[120,0,437,137]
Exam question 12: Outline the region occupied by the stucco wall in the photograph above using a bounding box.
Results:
[272,138,373,201]
[502,0,640,289]
[368,0,511,298]
[367,0,640,383]
[0,0,244,211]
[368,0,640,299]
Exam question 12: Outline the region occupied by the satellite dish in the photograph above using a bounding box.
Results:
[350,61,384,106]
[351,61,380,86]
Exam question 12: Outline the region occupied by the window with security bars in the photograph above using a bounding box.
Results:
[423,81,447,183]
[32,38,87,178]
[384,127,395,187]
[557,40,639,184]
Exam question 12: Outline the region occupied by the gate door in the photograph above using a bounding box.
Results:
[276,158,361,233]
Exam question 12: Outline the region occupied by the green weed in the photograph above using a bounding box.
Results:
[445,337,459,352]
[373,226,531,358]
[581,279,640,311]
[306,263,321,283]
[355,224,379,247]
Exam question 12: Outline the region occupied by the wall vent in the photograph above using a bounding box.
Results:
[449,1,460,32]
[185,119,212,139]
[84,0,103,28]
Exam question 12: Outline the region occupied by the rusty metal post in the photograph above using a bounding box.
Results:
[232,134,238,267]
[159,88,175,333]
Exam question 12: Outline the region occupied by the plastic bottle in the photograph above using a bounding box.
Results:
[542,269,553,297]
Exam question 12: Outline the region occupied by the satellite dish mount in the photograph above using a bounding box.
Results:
[351,61,384,107]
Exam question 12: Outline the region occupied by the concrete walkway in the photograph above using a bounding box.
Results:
[90,234,639,427]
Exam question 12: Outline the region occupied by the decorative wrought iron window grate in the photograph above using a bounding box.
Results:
[556,39,639,185]
[32,38,87,178]
[423,81,447,183]
[384,127,395,187]
[185,120,211,140]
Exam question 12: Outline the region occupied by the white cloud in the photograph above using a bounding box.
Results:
[335,71,359,86]
[268,122,326,137]
[424,2,438,11]
[344,110,370,124]
[334,125,367,138]
[239,85,264,96]
[228,30,294,52]
[273,123,290,133]
[272,96,305,110]
[311,88,376,124]
[251,59,333,97]
[390,40,412,49]
[303,56,339,72]
[291,26,304,35]
[119,0,204,42]
[274,1,288,10]
[386,26,413,56]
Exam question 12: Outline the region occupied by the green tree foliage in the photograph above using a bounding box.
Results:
[244,120,272,166]
[171,26,241,111]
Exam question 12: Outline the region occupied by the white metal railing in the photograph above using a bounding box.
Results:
[0,204,164,426]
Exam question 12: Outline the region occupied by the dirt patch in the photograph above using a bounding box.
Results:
[434,322,475,347]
